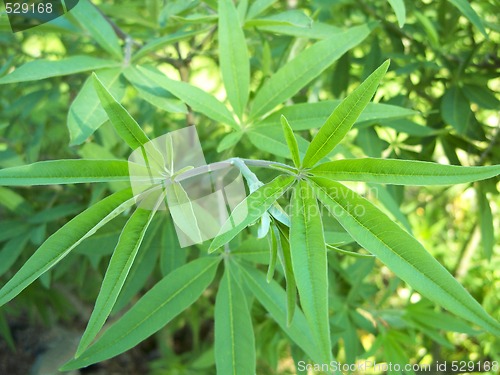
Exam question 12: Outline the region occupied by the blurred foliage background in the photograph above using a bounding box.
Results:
[0,0,499,374]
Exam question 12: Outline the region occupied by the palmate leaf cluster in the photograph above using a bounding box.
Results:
[0,0,499,373]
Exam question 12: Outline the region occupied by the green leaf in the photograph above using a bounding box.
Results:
[254,101,417,131]
[0,56,119,84]
[441,86,472,134]
[159,215,186,277]
[170,14,218,24]
[387,0,406,27]
[383,119,437,137]
[290,180,331,361]
[216,132,243,153]
[215,263,256,375]
[0,311,15,350]
[310,177,500,336]
[132,28,211,62]
[275,225,297,326]
[477,186,494,260]
[28,203,84,224]
[113,217,162,312]
[249,24,373,119]
[123,67,187,114]
[71,0,123,59]
[92,73,149,150]
[302,60,390,168]
[448,0,488,38]
[309,158,500,185]
[166,182,203,244]
[257,21,342,39]
[239,263,333,365]
[0,159,130,186]
[76,202,162,357]
[0,236,30,277]
[247,126,310,160]
[208,175,295,252]
[0,189,135,307]
[414,11,439,48]
[246,0,276,19]
[136,66,239,130]
[92,73,164,171]
[279,116,301,168]
[326,244,374,258]
[68,68,125,146]
[218,0,250,119]
[245,10,312,28]
[0,186,32,214]
[237,0,248,24]
[367,183,412,233]
[462,84,500,110]
[266,227,278,282]
[61,257,220,370]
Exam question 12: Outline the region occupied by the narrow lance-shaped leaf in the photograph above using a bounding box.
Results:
[254,101,417,131]
[302,60,390,168]
[93,73,164,170]
[136,66,240,130]
[113,217,162,313]
[71,0,123,59]
[246,0,277,19]
[448,0,488,38]
[165,181,203,244]
[387,0,406,27]
[159,214,186,277]
[218,0,250,119]
[310,177,500,336]
[68,68,125,146]
[250,24,373,119]
[61,257,220,370]
[0,189,136,307]
[76,195,164,357]
[239,263,340,369]
[247,126,310,160]
[245,10,312,28]
[441,86,472,135]
[0,56,119,85]
[208,175,295,252]
[477,185,494,260]
[290,180,331,361]
[123,67,187,114]
[0,236,30,278]
[281,115,301,168]
[309,158,500,185]
[215,263,256,375]
[0,160,130,186]
[132,28,211,62]
[266,226,278,282]
[276,224,297,326]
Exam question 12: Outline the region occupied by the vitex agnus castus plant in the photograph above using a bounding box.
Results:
[0,59,498,373]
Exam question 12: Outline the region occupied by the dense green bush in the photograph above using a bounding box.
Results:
[0,0,499,374]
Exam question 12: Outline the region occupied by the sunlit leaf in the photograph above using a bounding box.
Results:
[311,177,500,336]
[62,257,220,370]
[302,60,389,168]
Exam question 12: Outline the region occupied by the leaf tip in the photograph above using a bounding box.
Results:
[381,59,391,71]
[207,244,218,254]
